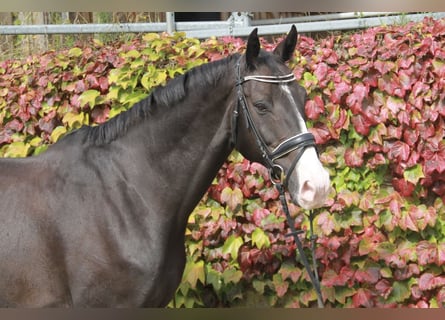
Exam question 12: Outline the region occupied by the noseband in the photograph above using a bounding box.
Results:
[232,58,324,308]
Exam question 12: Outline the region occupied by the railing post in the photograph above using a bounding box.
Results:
[166,12,176,34]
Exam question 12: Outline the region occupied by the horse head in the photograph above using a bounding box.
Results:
[233,26,330,210]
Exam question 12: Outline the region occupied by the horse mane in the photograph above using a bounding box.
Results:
[78,53,241,145]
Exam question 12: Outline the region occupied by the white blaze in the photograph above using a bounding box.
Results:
[280,85,330,209]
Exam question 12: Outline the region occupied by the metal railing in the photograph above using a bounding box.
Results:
[1,12,444,39]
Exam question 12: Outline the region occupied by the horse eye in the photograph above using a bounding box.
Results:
[253,101,270,114]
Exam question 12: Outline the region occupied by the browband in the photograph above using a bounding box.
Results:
[237,73,296,85]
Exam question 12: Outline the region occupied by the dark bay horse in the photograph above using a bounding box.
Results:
[0,26,330,307]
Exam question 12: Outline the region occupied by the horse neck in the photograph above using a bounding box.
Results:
[120,59,237,221]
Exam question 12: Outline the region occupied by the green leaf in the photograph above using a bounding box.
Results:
[335,286,355,304]
[403,164,425,184]
[109,106,127,119]
[388,281,411,303]
[252,279,265,294]
[50,126,67,143]
[205,265,222,291]
[33,144,48,156]
[4,141,30,158]
[380,267,393,278]
[107,86,120,101]
[222,234,243,260]
[62,112,88,129]
[28,136,42,147]
[118,91,147,106]
[221,267,243,284]
[251,227,271,249]
[68,47,82,58]
[124,49,141,59]
[79,89,100,108]
[182,259,205,289]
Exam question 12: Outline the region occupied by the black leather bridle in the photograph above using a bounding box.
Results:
[232,58,324,308]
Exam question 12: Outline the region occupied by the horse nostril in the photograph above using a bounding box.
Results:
[300,180,316,203]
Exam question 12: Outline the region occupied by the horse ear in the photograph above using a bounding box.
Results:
[246,28,260,68]
[273,25,298,62]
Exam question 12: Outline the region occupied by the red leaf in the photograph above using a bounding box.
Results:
[321,266,354,287]
[374,60,395,74]
[91,105,110,124]
[351,114,371,136]
[305,96,325,120]
[75,79,86,93]
[375,279,392,299]
[367,153,387,168]
[385,141,410,162]
[313,62,328,82]
[399,208,419,231]
[330,80,351,104]
[354,267,380,284]
[352,288,373,307]
[259,186,279,202]
[344,147,364,167]
[316,211,335,236]
[418,273,435,291]
[416,241,437,266]
[5,119,24,132]
[386,96,406,116]
[99,76,109,93]
[309,124,331,144]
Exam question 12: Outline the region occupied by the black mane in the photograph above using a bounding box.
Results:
[81,53,240,145]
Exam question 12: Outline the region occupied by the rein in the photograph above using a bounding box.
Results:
[233,58,324,308]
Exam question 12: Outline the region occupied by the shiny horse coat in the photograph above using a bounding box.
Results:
[0,26,330,307]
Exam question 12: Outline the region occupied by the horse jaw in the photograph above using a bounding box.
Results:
[287,147,330,210]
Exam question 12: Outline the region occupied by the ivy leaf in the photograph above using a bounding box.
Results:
[437,243,445,265]
[252,279,265,294]
[272,274,289,298]
[79,89,100,108]
[4,141,30,158]
[418,273,436,291]
[386,141,410,162]
[316,211,336,236]
[50,126,67,143]
[399,210,419,232]
[222,267,243,284]
[386,96,406,116]
[62,112,88,130]
[278,261,302,283]
[334,286,355,304]
[68,47,83,58]
[388,281,410,303]
[205,265,222,291]
[251,227,271,249]
[392,178,415,197]
[221,187,243,212]
[403,164,425,184]
[182,259,205,289]
[352,288,373,307]
[222,235,243,260]
[305,95,325,120]
[416,241,437,266]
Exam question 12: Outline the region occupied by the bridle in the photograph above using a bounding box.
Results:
[232,58,324,308]
[232,59,317,186]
